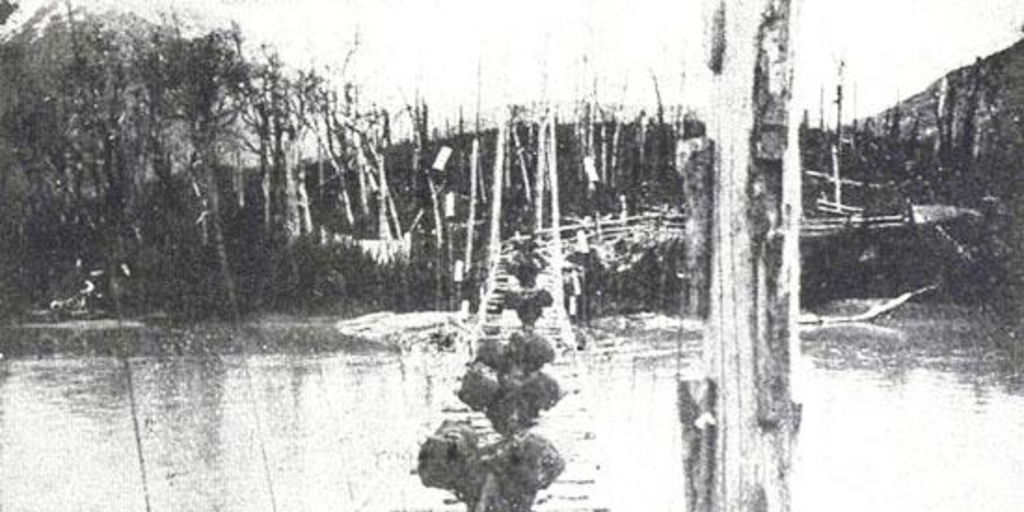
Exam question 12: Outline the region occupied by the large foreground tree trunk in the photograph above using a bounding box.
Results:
[681,1,803,511]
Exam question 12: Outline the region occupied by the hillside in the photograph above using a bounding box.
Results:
[870,37,1024,192]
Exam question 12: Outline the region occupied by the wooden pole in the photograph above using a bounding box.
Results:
[681,1,801,512]
[833,63,844,206]
[427,169,443,309]
[486,115,506,300]
[548,110,563,321]
[549,111,560,236]
[465,137,480,273]
[534,119,547,233]
[447,197,455,311]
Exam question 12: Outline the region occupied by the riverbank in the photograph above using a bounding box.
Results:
[0,309,707,359]
[3,299,1016,361]
[0,314,392,358]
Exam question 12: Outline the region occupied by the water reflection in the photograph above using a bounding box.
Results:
[138,357,229,512]
[1,304,1023,512]
[794,367,1024,512]
[795,303,1024,512]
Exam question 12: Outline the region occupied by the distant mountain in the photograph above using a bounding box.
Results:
[0,0,223,44]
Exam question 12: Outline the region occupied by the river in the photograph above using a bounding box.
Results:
[1,303,1023,512]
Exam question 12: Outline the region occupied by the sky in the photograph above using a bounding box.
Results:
[9,0,1024,125]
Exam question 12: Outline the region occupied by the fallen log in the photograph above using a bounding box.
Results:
[333,311,470,349]
[799,284,938,326]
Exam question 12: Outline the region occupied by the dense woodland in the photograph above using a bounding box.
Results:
[0,7,705,321]
[0,10,372,319]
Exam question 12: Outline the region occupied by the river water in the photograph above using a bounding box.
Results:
[2,303,1023,512]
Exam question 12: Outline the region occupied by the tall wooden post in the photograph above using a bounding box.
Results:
[548,110,565,323]
[680,1,801,512]
[534,119,547,233]
[833,64,844,206]
[465,137,480,274]
[549,111,560,237]
[486,116,507,299]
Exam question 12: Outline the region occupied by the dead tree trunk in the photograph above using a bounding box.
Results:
[534,118,547,233]
[283,140,302,240]
[681,1,802,512]
[465,137,480,272]
[259,135,272,232]
[427,157,444,309]
[548,112,560,234]
[355,129,371,220]
[377,143,391,240]
[512,123,533,203]
[312,122,355,228]
[295,145,313,236]
[636,110,648,189]
[609,118,622,190]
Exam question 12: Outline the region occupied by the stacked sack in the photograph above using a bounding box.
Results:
[419,237,566,512]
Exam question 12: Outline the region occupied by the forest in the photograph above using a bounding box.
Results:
[0,6,703,322]
[3,3,1022,325]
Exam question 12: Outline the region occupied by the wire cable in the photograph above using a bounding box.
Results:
[111,260,153,512]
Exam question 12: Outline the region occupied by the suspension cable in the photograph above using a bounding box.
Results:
[111,260,153,512]
[121,347,153,512]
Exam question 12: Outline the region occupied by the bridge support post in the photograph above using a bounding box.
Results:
[681,0,803,511]
[482,115,507,323]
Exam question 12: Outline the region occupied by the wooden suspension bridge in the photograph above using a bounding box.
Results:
[471,209,687,351]
[468,202,962,352]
